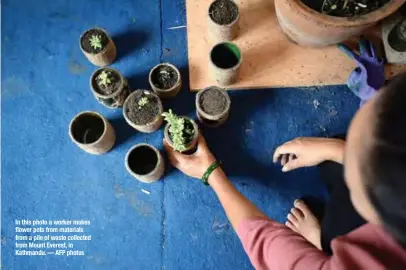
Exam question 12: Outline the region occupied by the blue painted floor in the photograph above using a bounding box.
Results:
[1,0,359,269]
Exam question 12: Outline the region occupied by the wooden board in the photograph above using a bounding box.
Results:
[186,0,406,91]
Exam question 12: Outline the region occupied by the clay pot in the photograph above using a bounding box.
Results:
[149,63,182,98]
[196,86,231,127]
[69,111,115,155]
[274,0,406,47]
[384,15,406,64]
[207,0,240,43]
[80,28,117,66]
[90,67,130,108]
[210,42,242,86]
[123,90,163,133]
[125,144,165,183]
[164,117,199,153]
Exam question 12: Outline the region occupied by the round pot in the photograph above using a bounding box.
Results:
[90,67,130,108]
[149,63,182,98]
[164,117,199,153]
[207,0,240,43]
[274,0,406,47]
[196,86,231,127]
[125,144,165,183]
[69,111,115,155]
[80,28,117,66]
[123,90,163,133]
[210,42,242,86]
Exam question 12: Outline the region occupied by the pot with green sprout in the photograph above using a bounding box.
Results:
[163,110,199,153]
[80,28,116,66]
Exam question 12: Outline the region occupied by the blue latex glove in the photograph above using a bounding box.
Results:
[338,38,385,107]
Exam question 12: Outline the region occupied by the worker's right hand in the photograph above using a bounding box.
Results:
[273,137,345,172]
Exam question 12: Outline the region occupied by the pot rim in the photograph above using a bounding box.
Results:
[210,42,242,71]
[196,86,231,120]
[79,27,111,55]
[148,63,182,93]
[207,0,240,27]
[125,143,162,177]
[90,67,125,98]
[69,111,108,146]
[164,116,199,149]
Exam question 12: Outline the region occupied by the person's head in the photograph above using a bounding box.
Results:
[345,73,406,246]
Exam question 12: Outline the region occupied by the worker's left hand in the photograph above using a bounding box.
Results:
[338,37,385,107]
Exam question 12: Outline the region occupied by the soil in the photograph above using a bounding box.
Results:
[169,119,195,145]
[71,114,105,144]
[81,29,109,54]
[92,69,121,96]
[301,0,390,17]
[199,88,228,115]
[151,65,179,90]
[126,91,160,125]
[128,145,158,175]
[209,0,239,25]
[211,43,240,69]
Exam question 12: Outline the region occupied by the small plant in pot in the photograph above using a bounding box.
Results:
[149,63,182,98]
[196,86,231,128]
[125,144,165,183]
[123,90,163,133]
[162,110,199,153]
[80,28,117,66]
[208,0,240,42]
[210,42,242,86]
[90,67,130,108]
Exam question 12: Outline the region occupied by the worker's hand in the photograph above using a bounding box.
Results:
[273,137,345,172]
[163,134,216,179]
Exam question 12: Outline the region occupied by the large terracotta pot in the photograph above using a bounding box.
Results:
[274,0,406,47]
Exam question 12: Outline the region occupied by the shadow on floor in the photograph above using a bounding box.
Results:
[114,28,149,61]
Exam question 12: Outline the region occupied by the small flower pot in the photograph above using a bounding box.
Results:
[196,86,231,128]
[125,144,165,183]
[69,111,115,155]
[209,42,242,86]
[164,117,199,153]
[123,90,163,133]
[208,0,240,43]
[149,63,182,98]
[80,28,116,66]
[90,67,130,108]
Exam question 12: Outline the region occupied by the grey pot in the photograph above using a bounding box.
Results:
[125,144,165,183]
[80,28,116,67]
[149,63,182,98]
[164,117,199,153]
[196,86,231,127]
[207,0,240,43]
[209,42,242,86]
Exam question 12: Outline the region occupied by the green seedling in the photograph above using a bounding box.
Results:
[97,70,112,87]
[162,109,193,152]
[89,35,102,50]
[138,97,149,109]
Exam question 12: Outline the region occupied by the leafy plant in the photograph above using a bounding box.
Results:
[138,97,149,109]
[162,110,194,152]
[89,35,102,50]
[97,70,112,87]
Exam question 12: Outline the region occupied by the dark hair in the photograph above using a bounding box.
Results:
[364,73,406,246]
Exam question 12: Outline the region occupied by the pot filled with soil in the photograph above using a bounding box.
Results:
[69,111,115,155]
[149,63,182,98]
[274,0,405,47]
[90,67,130,108]
[123,90,163,133]
[80,28,117,66]
[208,0,240,42]
[163,110,199,153]
[196,86,231,127]
[125,144,165,183]
[210,42,242,86]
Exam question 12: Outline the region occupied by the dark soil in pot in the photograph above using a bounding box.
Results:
[81,29,109,54]
[128,145,158,175]
[71,114,105,144]
[151,65,178,89]
[301,0,390,17]
[211,43,241,69]
[209,0,239,25]
[125,91,160,125]
[199,88,228,115]
[92,69,121,96]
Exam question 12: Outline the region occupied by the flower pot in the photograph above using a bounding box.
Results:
[125,144,165,183]
[196,86,231,127]
[209,42,242,86]
[90,67,130,108]
[208,0,240,43]
[149,63,182,98]
[383,14,406,64]
[80,28,117,66]
[69,111,115,155]
[274,0,406,47]
[164,117,199,153]
[123,90,163,133]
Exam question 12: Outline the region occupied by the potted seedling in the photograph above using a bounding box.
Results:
[210,42,242,86]
[196,86,231,127]
[90,67,130,108]
[208,0,240,42]
[125,144,165,183]
[69,111,115,155]
[80,28,117,66]
[163,110,199,153]
[123,90,163,133]
[149,63,182,98]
